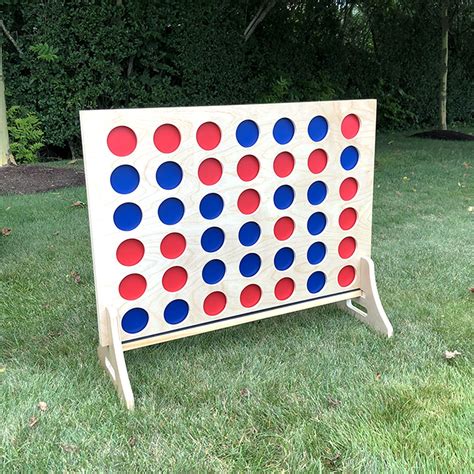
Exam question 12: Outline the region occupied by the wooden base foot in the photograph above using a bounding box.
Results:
[97,307,135,410]
[337,257,393,337]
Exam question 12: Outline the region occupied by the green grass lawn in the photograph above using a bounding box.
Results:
[1,133,473,472]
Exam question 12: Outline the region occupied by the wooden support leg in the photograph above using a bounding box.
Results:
[337,257,393,337]
[97,307,135,410]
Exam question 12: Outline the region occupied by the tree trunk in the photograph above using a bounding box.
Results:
[0,44,12,166]
[439,0,449,131]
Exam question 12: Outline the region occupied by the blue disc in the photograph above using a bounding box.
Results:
[239,253,261,277]
[274,247,295,271]
[121,307,149,333]
[307,271,326,294]
[340,146,359,171]
[307,181,327,205]
[110,165,140,194]
[164,299,189,325]
[156,161,183,190]
[307,212,327,235]
[201,227,225,252]
[236,120,259,147]
[238,222,261,246]
[307,242,326,264]
[158,198,184,225]
[308,116,328,142]
[273,185,295,210]
[273,118,295,144]
[113,203,142,231]
[202,259,226,284]
[199,193,224,220]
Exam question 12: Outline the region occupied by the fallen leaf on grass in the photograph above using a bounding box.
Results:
[128,436,137,447]
[38,401,48,412]
[375,372,382,381]
[60,443,79,453]
[70,201,85,208]
[469,287,474,293]
[323,450,341,469]
[444,350,461,360]
[327,396,341,408]
[0,366,5,374]
[68,271,81,284]
[396,191,402,197]
[29,416,39,428]
[463,162,472,169]
[240,388,250,398]
[1,227,12,236]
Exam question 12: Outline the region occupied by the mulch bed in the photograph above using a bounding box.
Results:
[0,165,85,195]
[411,130,474,141]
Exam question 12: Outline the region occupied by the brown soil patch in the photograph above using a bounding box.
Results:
[0,165,85,195]
[411,130,474,141]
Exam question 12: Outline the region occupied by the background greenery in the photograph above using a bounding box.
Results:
[1,0,473,156]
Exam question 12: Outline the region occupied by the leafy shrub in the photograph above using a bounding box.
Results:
[7,106,44,163]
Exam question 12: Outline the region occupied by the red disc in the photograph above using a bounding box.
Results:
[341,114,360,139]
[119,274,147,300]
[273,217,295,241]
[339,208,357,230]
[107,126,137,156]
[240,284,262,308]
[237,189,260,214]
[198,158,223,185]
[196,122,221,150]
[162,266,188,292]
[273,152,295,178]
[153,124,181,153]
[237,155,260,181]
[338,265,356,287]
[339,178,358,201]
[116,239,145,266]
[274,278,295,301]
[308,149,328,174]
[338,237,356,259]
[160,233,186,259]
[203,291,227,316]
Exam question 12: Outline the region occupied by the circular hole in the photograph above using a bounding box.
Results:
[338,237,356,259]
[273,151,295,178]
[341,114,360,139]
[158,198,185,225]
[239,253,262,277]
[273,217,295,241]
[238,189,260,215]
[162,266,188,292]
[340,146,359,171]
[160,233,186,259]
[153,124,181,153]
[164,299,189,325]
[274,247,295,271]
[121,307,149,334]
[196,122,221,150]
[338,208,357,230]
[308,116,328,142]
[338,265,356,287]
[273,185,294,210]
[119,274,147,300]
[202,259,226,284]
[237,155,260,181]
[274,278,295,300]
[116,239,145,266]
[201,227,225,252]
[236,120,259,147]
[273,118,295,144]
[307,181,327,205]
[307,242,326,265]
[198,158,223,186]
[238,222,261,246]
[339,178,358,201]
[307,212,327,236]
[113,203,142,231]
[199,193,224,220]
[110,165,140,194]
[240,284,262,308]
[156,161,183,190]
[308,149,327,174]
[307,271,326,294]
[203,291,227,316]
[107,126,137,157]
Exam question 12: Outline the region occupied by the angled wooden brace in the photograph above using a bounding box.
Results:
[337,257,393,337]
[97,307,135,410]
